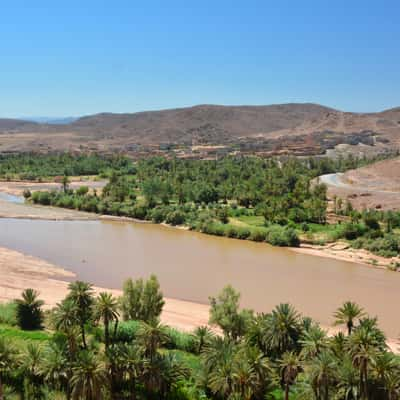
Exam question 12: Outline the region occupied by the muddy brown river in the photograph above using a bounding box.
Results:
[0,217,399,336]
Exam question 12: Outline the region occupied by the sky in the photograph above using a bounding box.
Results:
[1,0,399,117]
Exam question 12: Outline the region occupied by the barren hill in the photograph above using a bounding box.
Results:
[1,103,399,157]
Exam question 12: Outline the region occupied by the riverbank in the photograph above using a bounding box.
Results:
[1,244,398,351]
[0,245,209,332]
[294,242,400,270]
[1,178,399,270]
[0,189,396,271]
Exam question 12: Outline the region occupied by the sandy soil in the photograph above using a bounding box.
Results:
[0,198,98,220]
[0,246,209,332]
[0,245,397,350]
[323,157,400,210]
[0,179,106,197]
[293,242,400,270]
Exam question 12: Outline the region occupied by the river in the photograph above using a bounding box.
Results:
[0,215,399,336]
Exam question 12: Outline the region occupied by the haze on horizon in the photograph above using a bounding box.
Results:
[1,0,399,118]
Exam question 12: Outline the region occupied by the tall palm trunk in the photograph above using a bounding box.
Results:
[104,317,110,350]
[284,383,289,400]
[130,375,136,400]
[81,323,87,349]
[0,375,4,400]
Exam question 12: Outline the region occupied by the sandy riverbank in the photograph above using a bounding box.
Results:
[0,246,209,332]
[0,192,396,271]
[0,179,397,272]
[0,245,398,351]
[293,242,400,270]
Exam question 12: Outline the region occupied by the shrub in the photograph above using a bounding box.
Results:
[249,229,267,242]
[164,327,196,353]
[150,206,168,223]
[225,226,239,238]
[265,225,300,247]
[236,227,251,240]
[0,302,17,325]
[131,204,148,220]
[114,320,142,342]
[23,189,31,199]
[15,289,44,330]
[217,207,229,224]
[76,186,89,196]
[166,210,186,226]
[338,223,366,240]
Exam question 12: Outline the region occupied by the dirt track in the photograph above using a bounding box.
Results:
[321,157,400,210]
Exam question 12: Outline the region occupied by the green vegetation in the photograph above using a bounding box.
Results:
[0,279,399,399]
[1,153,398,257]
[0,153,133,180]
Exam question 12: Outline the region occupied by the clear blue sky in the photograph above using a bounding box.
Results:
[1,0,399,117]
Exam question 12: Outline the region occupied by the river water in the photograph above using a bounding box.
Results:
[0,216,399,336]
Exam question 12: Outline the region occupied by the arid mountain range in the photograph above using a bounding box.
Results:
[1,103,400,158]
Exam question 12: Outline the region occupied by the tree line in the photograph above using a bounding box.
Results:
[0,277,399,399]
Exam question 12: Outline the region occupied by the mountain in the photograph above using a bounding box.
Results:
[21,117,78,125]
[0,118,39,131]
[0,103,399,156]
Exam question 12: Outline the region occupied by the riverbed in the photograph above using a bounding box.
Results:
[0,214,400,337]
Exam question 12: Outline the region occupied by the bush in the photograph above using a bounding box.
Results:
[352,234,399,258]
[265,226,300,247]
[217,207,229,224]
[150,206,169,223]
[164,327,196,353]
[338,223,366,240]
[0,302,17,325]
[236,227,251,240]
[15,289,44,331]
[131,204,148,220]
[225,226,239,238]
[114,320,142,342]
[76,186,89,196]
[166,210,186,226]
[249,229,267,242]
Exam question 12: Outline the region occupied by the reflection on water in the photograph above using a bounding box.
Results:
[0,218,399,336]
[0,193,24,204]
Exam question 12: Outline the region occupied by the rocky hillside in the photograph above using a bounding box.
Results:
[1,103,399,156]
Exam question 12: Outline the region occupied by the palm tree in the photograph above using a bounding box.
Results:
[15,288,44,330]
[193,325,213,354]
[67,281,94,349]
[306,350,336,400]
[264,303,302,357]
[40,342,70,398]
[208,352,235,398]
[299,325,329,360]
[21,343,44,399]
[279,351,302,400]
[118,344,144,400]
[52,298,80,358]
[202,336,235,374]
[137,321,169,363]
[0,337,18,400]
[94,292,119,350]
[347,325,380,400]
[70,351,106,400]
[231,356,260,400]
[334,301,365,335]
[371,351,400,399]
[334,356,360,400]
[158,353,190,399]
[236,345,272,398]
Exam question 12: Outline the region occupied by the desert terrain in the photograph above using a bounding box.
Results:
[322,157,400,210]
[1,103,399,158]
